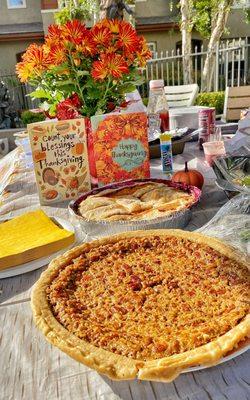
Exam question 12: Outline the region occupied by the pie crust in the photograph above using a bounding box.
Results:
[78,182,196,221]
[31,230,250,382]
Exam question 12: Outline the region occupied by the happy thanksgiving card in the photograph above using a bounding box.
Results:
[90,112,150,186]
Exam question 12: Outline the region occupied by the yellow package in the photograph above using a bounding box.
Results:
[0,210,75,270]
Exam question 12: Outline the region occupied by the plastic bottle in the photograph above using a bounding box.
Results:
[147,79,169,141]
[160,132,173,177]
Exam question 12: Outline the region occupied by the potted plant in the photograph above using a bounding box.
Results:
[16,19,151,119]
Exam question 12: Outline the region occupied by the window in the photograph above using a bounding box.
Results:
[147,42,157,58]
[16,52,25,63]
[7,0,26,9]
[176,39,202,54]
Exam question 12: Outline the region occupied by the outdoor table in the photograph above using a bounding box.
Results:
[0,142,249,400]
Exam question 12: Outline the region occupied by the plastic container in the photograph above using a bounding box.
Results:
[202,141,226,166]
[14,132,34,168]
[213,154,250,197]
[147,80,169,141]
[197,193,249,257]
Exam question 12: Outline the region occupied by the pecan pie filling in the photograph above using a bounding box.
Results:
[47,236,249,361]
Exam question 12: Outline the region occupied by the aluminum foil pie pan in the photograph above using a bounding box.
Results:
[68,179,201,237]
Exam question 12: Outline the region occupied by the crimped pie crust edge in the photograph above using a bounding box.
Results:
[31,229,250,382]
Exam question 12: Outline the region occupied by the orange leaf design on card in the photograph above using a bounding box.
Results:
[34,150,46,162]
[71,142,84,156]
[95,159,107,171]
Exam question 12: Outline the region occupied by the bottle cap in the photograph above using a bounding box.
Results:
[149,79,164,89]
[160,133,172,142]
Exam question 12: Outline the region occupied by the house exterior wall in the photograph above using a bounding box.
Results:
[224,9,250,39]
[41,10,57,33]
[0,0,45,73]
[142,30,203,55]
[0,0,42,25]
[41,0,59,33]
[136,0,177,19]
[0,39,43,73]
[135,1,249,55]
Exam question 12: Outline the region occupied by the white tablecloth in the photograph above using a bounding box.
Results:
[0,143,249,400]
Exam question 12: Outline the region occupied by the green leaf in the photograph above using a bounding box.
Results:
[135,78,145,86]
[54,92,64,102]
[118,83,136,94]
[77,70,89,77]
[56,79,75,86]
[55,85,76,94]
[50,64,69,74]
[49,103,57,116]
[29,89,51,100]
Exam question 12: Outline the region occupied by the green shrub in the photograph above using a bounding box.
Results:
[195,91,225,114]
[142,97,148,107]
[21,110,45,125]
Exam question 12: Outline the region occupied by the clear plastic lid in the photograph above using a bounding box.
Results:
[149,79,164,89]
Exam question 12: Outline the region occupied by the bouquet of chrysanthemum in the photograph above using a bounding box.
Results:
[16,19,151,119]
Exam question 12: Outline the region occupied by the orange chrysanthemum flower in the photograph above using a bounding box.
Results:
[136,36,152,66]
[104,44,119,54]
[47,45,67,66]
[90,25,112,48]
[101,19,120,34]
[16,61,34,83]
[91,53,129,81]
[117,21,140,54]
[16,44,51,81]
[75,35,96,56]
[61,19,89,46]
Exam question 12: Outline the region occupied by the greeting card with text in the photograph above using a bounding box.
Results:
[90,112,150,186]
[28,118,91,204]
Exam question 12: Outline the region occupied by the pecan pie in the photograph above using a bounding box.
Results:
[31,230,250,382]
[78,182,195,221]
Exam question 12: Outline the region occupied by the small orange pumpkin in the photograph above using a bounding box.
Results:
[172,161,204,189]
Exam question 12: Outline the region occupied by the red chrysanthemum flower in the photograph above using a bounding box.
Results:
[56,93,82,120]
[45,24,63,47]
[117,21,140,54]
[61,19,89,46]
[90,24,112,48]
[70,93,82,108]
[47,44,67,66]
[91,53,129,81]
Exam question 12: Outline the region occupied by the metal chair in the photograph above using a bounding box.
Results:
[164,84,199,108]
